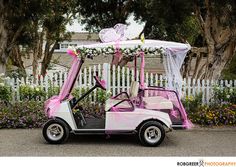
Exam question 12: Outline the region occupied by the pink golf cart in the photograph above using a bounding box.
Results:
[42,38,192,147]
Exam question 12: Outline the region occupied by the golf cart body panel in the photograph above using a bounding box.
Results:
[105,108,172,131]
[53,101,77,130]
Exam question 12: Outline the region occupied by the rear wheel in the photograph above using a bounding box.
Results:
[43,118,70,144]
[138,121,165,147]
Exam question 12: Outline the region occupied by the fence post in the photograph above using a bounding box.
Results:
[16,78,20,101]
[117,65,120,93]
[202,79,205,103]
[11,78,15,102]
[102,63,110,92]
[150,73,153,86]
[187,77,191,97]
[183,78,186,97]
[192,78,196,96]
[93,65,97,101]
[112,65,116,96]
[160,75,163,87]
[122,67,125,92]
[45,75,49,99]
[206,79,210,104]
[126,67,130,91]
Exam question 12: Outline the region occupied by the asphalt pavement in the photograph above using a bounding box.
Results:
[0,128,235,156]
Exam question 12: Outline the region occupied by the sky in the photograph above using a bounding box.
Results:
[66,14,145,39]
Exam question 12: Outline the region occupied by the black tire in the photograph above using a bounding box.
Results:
[138,121,165,147]
[42,118,70,144]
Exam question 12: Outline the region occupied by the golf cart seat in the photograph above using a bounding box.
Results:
[142,96,173,110]
[129,81,139,98]
[105,81,139,111]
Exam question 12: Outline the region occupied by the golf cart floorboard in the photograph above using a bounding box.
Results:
[76,118,105,129]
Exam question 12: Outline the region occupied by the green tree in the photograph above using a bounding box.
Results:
[78,0,236,80]
[133,0,236,80]
[77,0,134,31]
[0,0,44,74]
[39,0,78,77]
[0,0,78,79]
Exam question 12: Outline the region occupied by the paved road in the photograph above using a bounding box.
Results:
[0,128,235,156]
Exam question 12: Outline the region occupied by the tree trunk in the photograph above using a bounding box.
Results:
[202,41,236,80]
[10,46,26,76]
[0,5,8,74]
[193,1,236,80]
[0,62,6,74]
[0,1,23,75]
[40,41,58,77]
[32,46,39,83]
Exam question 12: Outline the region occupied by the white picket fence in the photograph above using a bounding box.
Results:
[9,63,236,103]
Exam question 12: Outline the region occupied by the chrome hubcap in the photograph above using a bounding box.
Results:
[46,123,64,141]
[144,126,161,144]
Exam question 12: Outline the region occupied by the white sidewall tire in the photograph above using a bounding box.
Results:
[138,121,165,147]
[43,118,70,144]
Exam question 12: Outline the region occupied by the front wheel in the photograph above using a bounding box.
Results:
[42,118,70,144]
[138,121,165,147]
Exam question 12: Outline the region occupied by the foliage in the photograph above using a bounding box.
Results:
[221,54,236,80]
[97,89,111,104]
[188,104,236,126]
[183,91,236,126]
[133,0,199,44]
[19,85,46,101]
[0,0,79,77]
[77,0,133,32]
[0,101,47,129]
[72,87,111,104]
[182,93,203,113]
[0,85,12,102]
[0,74,12,102]
[74,101,105,119]
[72,87,111,119]
[47,86,60,98]
[78,0,236,80]
[211,86,236,105]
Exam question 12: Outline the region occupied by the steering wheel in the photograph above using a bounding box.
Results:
[94,76,106,90]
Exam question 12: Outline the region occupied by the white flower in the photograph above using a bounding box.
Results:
[108,48,113,53]
[3,76,10,81]
[35,87,40,91]
[0,83,4,86]
[0,73,4,77]
[97,48,101,52]
[148,48,153,52]
[226,95,230,99]
[230,88,233,92]
[30,85,35,89]
[67,46,74,50]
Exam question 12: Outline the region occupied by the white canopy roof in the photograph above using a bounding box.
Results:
[76,39,191,96]
[77,39,191,51]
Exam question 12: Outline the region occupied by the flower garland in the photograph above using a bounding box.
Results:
[70,45,165,59]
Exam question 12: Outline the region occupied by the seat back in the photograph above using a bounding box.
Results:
[129,81,139,98]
